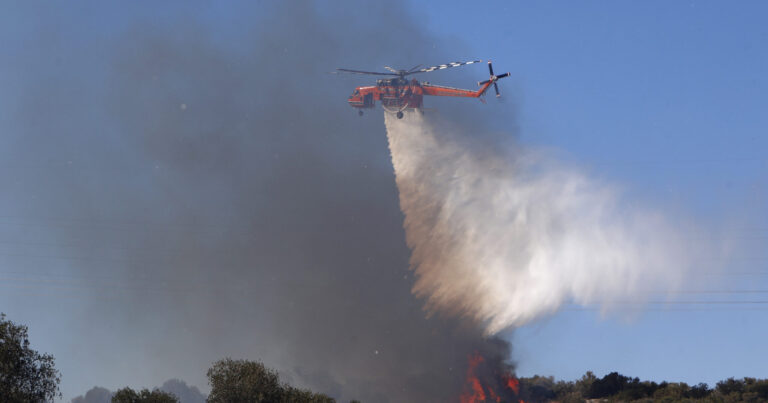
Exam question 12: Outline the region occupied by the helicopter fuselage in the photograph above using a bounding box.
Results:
[347,77,491,112]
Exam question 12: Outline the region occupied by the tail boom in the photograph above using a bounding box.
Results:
[421,60,509,99]
[421,82,494,98]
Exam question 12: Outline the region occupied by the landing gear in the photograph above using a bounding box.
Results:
[396,111,404,119]
[358,110,364,117]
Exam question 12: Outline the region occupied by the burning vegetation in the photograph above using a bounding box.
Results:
[460,352,523,403]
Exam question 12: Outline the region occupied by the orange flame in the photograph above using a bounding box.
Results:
[505,375,520,395]
[487,386,501,402]
[460,353,487,403]
[459,352,525,403]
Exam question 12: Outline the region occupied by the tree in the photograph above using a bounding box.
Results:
[518,375,557,402]
[716,377,745,398]
[111,387,178,403]
[207,358,283,402]
[0,313,61,402]
[688,382,711,399]
[745,378,768,400]
[574,370,597,398]
[586,371,633,399]
[206,358,335,403]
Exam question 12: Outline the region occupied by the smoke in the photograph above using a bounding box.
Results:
[159,379,206,403]
[385,111,693,334]
[71,387,112,403]
[2,1,521,402]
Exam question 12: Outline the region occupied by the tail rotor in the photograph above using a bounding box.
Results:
[478,60,510,98]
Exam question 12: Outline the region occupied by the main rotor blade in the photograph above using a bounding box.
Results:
[336,68,395,76]
[495,72,510,79]
[494,82,500,97]
[410,60,482,75]
[488,61,495,76]
[407,64,422,72]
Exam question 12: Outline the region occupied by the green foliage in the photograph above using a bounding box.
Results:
[587,372,632,398]
[577,371,598,398]
[112,387,179,403]
[518,372,768,403]
[518,375,557,402]
[206,358,336,403]
[718,377,746,396]
[282,386,336,403]
[0,312,61,402]
[689,382,711,399]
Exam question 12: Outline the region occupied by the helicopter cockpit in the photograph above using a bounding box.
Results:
[376,77,409,87]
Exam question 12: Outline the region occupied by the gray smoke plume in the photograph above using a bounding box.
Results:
[159,379,206,403]
[385,111,696,334]
[71,387,112,403]
[2,2,519,402]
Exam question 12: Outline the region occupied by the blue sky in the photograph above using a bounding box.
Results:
[1,1,766,401]
[410,0,768,386]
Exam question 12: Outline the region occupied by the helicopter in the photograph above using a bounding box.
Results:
[336,60,509,118]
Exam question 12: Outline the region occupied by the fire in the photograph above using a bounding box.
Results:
[459,352,523,403]
[460,353,487,403]
[505,375,519,395]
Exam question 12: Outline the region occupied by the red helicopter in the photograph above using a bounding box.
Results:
[336,60,509,118]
